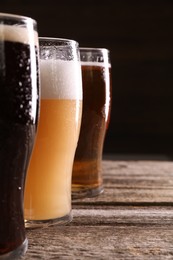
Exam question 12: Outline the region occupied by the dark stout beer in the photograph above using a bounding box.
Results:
[0,26,39,255]
[72,62,111,196]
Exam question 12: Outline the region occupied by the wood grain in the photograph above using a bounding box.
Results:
[22,160,173,259]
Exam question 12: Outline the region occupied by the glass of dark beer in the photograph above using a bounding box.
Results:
[0,13,40,258]
[72,47,112,198]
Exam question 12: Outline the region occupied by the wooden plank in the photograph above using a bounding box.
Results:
[73,189,173,205]
[71,207,173,226]
[24,224,173,259]
[21,160,173,259]
[73,160,173,204]
[102,160,173,179]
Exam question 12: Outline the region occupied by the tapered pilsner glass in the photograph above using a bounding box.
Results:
[0,13,40,259]
[72,47,112,198]
[24,37,82,228]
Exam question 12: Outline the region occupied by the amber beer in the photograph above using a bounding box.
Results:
[0,14,39,258]
[72,48,111,198]
[24,38,82,227]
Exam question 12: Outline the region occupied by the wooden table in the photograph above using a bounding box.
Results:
[23,159,173,259]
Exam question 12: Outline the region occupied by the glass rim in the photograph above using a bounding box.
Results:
[0,12,37,25]
[39,37,79,46]
[79,47,110,53]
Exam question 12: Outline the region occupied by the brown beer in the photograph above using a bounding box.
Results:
[72,60,111,197]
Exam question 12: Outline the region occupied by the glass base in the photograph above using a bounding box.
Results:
[25,211,73,229]
[72,185,104,199]
[0,238,28,260]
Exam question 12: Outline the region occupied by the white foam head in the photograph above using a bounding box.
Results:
[0,24,38,46]
[81,61,111,68]
[40,59,82,100]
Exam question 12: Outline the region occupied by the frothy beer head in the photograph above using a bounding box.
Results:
[81,61,111,68]
[0,24,38,45]
[40,59,82,100]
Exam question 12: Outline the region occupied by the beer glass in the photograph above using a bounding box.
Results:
[24,37,82,228]
[0,13,39,258]
[72,47,112,198]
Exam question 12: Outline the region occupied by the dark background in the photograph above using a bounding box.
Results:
[1,0,173,156]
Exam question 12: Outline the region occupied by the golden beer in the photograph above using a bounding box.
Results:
[24,99,82,220]
[24,42,82,226]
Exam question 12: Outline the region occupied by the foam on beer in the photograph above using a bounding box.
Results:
[0,24,38,45]
[40,59,83,100]
[81,61,111,68]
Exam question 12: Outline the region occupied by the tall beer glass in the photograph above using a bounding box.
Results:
[72,48,112,198]
[0,13,39,259]
[24,38,82,228]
